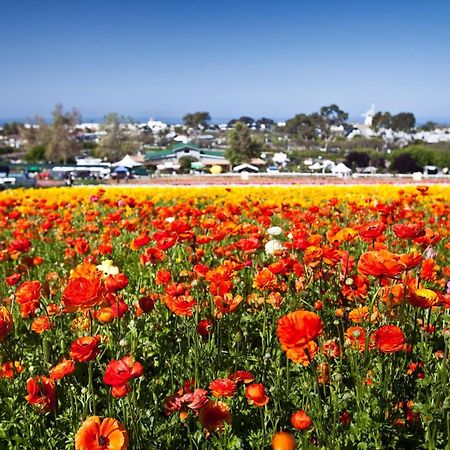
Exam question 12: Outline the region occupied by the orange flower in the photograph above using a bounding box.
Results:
[348,306,379,324]
[214,293,243,315]
[272,431,296,450]
[253,268,278,290]
[15,280,41,317]
[0,361,23,379]
[291,410,312,430]
[277,310,323,350]
[31,316,53,334]
[357,250,405,278]
[199,400,231,434]
[0,306,13,342]
[344,326,366,352]
[209,378,237,398]
[409,288,440,308]
[374,325,405,353]
[62,276,103,312]
[25,376,56,412]
[49,359,76,380]
[245,383,269,406]
[75,416,128,450]
[393,223,425,240]
[69,336,100,362]
[285,340,318,366]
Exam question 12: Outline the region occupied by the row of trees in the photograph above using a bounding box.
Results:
[372,112,416,131]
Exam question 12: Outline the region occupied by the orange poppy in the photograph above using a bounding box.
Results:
[0,361,23,379]
[374,325,405,353]
[0,306,13,342]
[198,400,231,434]
[291,409,312,430]
[253,268,278,290]
[272,431,296,450]
[214,294,243,315]
[31,316,53,334]
[357,250,405,278]
[344,326,366,352]
[245,383,270,406]
[277,310,323,350]
[49,359,76,380]
[62,276,103,312]
[75,416,128,450]
[285,340,318,366]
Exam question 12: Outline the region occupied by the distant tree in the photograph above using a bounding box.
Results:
[183,112,211,129]
[45,104,81,163]
[344,151,370,169]
[255,117,275,129]
[320,104,349,127]
[225,122,262,165]
[98,113,137,161]
[285,114,317,142]
[391,152,422,173]
[420,121,437,132]
[178,155,198,174]
[1,122,22,136]
[391,112,416,132]
[237,116,254,127]
[24,145,46,162]
[372,112,393,130]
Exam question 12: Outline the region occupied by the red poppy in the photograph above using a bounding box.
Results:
[393,223,425,240]
[253,268,278,290]
[198,400,231,434]
[69,336,100,362]
[291,410,312,430]
[209,378,237,398]
[103,356,143,398]
[15,280,42,304]
[75,416,128,450]
[229,370,254,384]
[0,361,23,379]
[105,274,129,292]
[374,325,405,353]
[49,359,76,380]
[359,221,386,240]
[6,273,22,286]
[25,376,56,412]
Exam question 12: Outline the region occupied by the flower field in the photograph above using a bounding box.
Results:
[1,184,450,449]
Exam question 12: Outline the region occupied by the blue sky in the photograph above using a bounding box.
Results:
[1,0,450,122]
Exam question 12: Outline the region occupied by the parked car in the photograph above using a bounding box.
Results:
[0,172,37,188]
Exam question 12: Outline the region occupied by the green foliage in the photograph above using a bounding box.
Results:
[390,144,450,172]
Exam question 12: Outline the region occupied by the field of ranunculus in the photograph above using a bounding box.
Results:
[0,184,450,450]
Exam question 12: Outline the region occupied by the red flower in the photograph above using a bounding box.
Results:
[359,221,386,240]
[393,223,425,240]
[209,378,237,398]
[69,336,100,362]
[198,400,231,434]
[25,376,56,412]
[103,356,143,398]
[198,319,214,337]
[229,370,254,384]
[245,383,269,406]
[105,274,129,292]
[291,410,312,430]
[374,325,405,353]
[15,280,41,304]
[6,273,22,286]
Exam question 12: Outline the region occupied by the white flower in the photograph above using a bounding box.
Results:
[267,226,282,236]
[165,217,175,223]
[265,239,285,256]
[96,260,119,276]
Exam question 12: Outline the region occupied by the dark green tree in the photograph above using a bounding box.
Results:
[391,153,422,173]
[372,112,392,130]
[225,122,262,165]
[391,112,416,131]
[344,151,371,169]
[183,112,211,129]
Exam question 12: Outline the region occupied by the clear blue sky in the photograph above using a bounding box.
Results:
[1,0,450,122]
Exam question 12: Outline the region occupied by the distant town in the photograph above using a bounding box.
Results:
[1,104,450,186]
